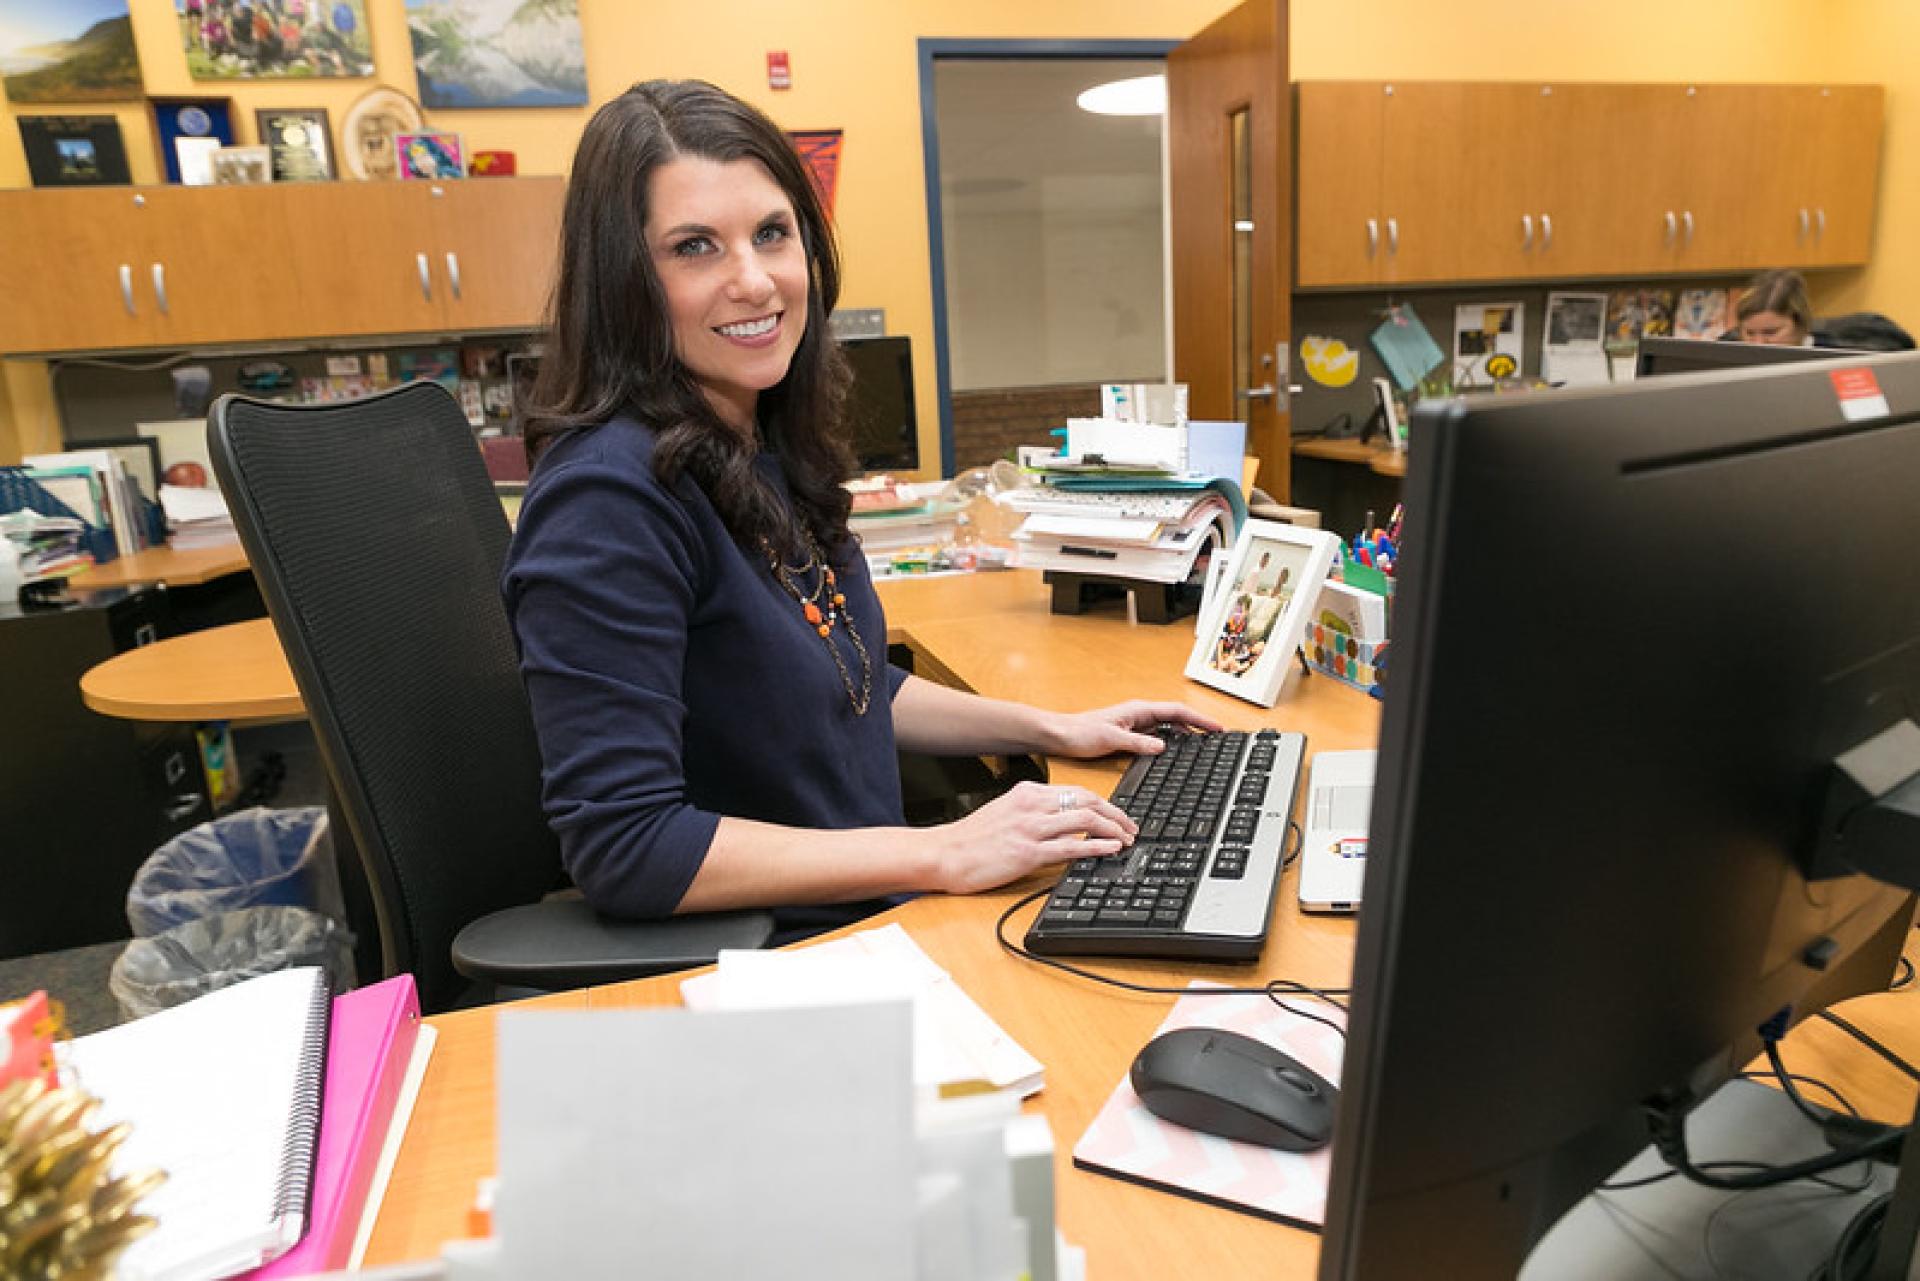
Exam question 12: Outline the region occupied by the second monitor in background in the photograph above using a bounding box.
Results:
[841,336,918,474]
[1634,335,1865,378]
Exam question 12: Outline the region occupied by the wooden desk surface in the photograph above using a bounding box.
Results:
[365,569,1379,1275]
[79,616,297,723]
[1291,436,1407,479]
[67,542,249,591]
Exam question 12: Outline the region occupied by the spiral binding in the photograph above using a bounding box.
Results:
[270,973,332,1225]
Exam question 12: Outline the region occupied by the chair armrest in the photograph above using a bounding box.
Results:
[450,899,776,992]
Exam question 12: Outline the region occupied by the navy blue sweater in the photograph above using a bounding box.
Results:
[502,416,909,936]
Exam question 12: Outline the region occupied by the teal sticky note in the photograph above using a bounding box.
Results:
[1370,305,1446,392]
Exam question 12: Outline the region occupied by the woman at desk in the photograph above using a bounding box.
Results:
[505,80,1216,940]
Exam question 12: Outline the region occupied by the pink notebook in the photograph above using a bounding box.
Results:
[247,974,421,1277]
[1072,982,1346,1230]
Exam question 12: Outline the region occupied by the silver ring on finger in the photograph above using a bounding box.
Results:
[1056,788,1077,813]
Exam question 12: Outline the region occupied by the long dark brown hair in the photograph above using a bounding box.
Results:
[523,79,855,560]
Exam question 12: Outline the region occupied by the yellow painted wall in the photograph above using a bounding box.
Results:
[0,1,1902,468]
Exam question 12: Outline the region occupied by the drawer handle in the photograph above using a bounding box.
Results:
[1663,210,1677,246]
[1520,214,1533,250]
[1386,217,1399,254]
[416,252,433,302]
[445,251,462,302]
[119,264,136,316]
[1681,209,1695,246]
[1815,207,1827,240]
[1366,218,1378,258]
[151,263,169,316]
[1540,213,1553,250]
[1799,207,1811,241]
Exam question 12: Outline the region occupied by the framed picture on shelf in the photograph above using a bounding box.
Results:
[395,130,465,180]
[84,437,163,503]
[1183,519,1342,708]
[255,107,334,181]
[209,145,272,185]
[150,97,233,184]
[17,116,131,187]
[341,85,423,181]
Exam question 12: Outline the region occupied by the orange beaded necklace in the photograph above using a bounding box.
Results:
[765,535,872,716]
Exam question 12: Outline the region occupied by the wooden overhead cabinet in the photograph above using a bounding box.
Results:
[0,177,563,355]
[1294,81,1883,288]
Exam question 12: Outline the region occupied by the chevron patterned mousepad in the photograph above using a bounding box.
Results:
[1072,982,1346,1229]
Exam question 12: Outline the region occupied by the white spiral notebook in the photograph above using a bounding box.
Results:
[59,966,331,1281]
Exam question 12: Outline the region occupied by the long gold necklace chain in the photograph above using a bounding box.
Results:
[765,536,872,717]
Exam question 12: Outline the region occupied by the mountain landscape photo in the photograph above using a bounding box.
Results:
[406,0,588,109]
[0,2,142,104]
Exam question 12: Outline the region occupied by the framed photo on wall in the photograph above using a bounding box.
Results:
[150,97,233,184]
[256,107,334,181]
[17,116,131,187]
[1184,519,1342,707]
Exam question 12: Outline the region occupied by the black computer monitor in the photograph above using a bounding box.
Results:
[1319,354,1920,1277]
[840,335,918,473]
[1635,335,1864,378]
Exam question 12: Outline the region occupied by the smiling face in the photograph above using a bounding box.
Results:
[645,155,810,434]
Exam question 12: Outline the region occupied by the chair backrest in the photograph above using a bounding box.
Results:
[209,383,560,1010]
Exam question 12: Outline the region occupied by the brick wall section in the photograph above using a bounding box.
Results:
[949,383,1103,472]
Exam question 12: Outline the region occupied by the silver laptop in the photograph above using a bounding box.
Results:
[1296,749,1377,913]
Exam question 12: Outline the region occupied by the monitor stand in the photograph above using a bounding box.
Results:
[1522,1079,1898,1279]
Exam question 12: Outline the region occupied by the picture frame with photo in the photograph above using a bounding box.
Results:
[1184,519,1342,707]
[82,437,163,504]
[209,144,272,185]
[256,107,334,181]
[395,130,465,180]
[17,115,131,187]
[150,97,233,184]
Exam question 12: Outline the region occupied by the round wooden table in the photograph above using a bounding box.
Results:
[79,616,300,723]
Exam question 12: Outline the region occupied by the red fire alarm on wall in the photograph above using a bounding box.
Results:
[768,51,791,90]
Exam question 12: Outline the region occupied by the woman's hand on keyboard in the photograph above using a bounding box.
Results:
[927,780,1138,894]
[1037,700,1225,759]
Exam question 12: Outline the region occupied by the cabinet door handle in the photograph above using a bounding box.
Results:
[1366,218,1378,258]
[1799,208,1811,241]
[1540,213,1553,250]
[1681,210,1695,247]
[150,263,169,316]
[119,264,136,316]
[1386,217,1399,254]
[1816,207,1827,240]
[445,251,462,302]
[1520,214,1533,249]
[1663,210,1677,246]
[416,252,434,302]
[165,795,203,823]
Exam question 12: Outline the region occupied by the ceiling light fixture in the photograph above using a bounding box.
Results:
[1076,74,1167,117]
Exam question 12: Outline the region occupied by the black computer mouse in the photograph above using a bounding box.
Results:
[1129,1026,1338,1152]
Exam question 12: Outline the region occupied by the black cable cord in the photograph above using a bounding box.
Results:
[1769,1040,1837,1127]
[1891,956,1914,992]
[1648,1104,1904,1191]
[1599,1159,1872,1195]
[1281,819,1303,870]
[1811,1192,1894,1281]
[1736,1068,1861,1118]
[1819,1011,1920,1084]
[994,884,1351,1038]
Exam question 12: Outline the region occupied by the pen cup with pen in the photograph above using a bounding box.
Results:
[1306,513,1398,696]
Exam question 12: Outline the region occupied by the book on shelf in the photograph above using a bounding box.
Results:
[58,967,332,1281]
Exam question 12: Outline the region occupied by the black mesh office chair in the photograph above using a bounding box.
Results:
[209,382,772,1012]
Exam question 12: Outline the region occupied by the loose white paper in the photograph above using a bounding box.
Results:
[497,1003,916,1281]
[1542,291,1611,387]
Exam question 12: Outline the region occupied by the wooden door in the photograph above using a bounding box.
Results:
[135,186,299,346]
[273,182,448,338]
[1294,82,1385,288]
[1168,0,1291,499]
[429,177,565,332]
[0,189,162,354]
[1378,82,1535,284]
[1804,85,1883,267]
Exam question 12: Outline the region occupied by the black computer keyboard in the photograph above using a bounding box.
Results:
[1023,728,1306,961]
